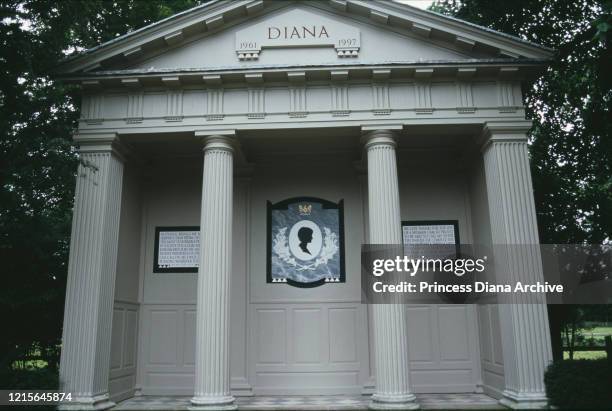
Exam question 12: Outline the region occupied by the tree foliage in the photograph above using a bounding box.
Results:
[430,0,612,244]
[0,0,201,374]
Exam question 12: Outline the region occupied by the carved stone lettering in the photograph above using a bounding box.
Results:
[236,9,359,60]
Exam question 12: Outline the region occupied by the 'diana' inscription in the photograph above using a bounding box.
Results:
[235,8,360,60]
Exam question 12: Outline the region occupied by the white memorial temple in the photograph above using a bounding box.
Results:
[56,1,554,409]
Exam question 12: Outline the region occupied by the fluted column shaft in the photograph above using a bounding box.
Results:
[365,130,419,410]
[191,135,236,410]
[59,136,124,411]
[482,122,553,409]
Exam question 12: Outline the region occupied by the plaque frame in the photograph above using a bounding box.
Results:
[401,220,461,254]
[153,226,200,273]
[267,197,346,288]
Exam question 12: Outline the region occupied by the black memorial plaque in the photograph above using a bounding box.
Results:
[154,226,200,273]
[267,197,345,288]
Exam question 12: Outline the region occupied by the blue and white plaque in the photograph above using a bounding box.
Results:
[267,197,345,287]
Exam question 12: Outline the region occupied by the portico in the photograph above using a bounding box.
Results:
[56,1,554,410]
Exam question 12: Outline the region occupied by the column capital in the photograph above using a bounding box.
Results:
[194,130,237,153]
[73,132,128,162]
[481,120,532,151]
[361,129,398,150]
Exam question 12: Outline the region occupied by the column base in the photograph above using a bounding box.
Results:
[189,395,237,410]
[58,393,115,410]
[499,390,548,409]
[369,393,420,410]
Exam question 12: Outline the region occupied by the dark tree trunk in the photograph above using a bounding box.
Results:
[548,305,564,361]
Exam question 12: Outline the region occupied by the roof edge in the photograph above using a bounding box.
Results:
[387,0,554,53]
[57,0,555,75]
[56,59,550,87]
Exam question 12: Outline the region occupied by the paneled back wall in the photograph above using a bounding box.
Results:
[136,160,251,395]
[109,165,143,402]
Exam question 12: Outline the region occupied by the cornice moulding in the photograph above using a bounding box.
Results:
[64,60,545,88]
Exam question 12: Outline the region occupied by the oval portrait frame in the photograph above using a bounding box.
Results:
[266,196,345,288]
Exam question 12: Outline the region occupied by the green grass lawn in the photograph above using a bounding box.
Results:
[588,326,612,335]
[564,325,609,360]
[563,350,607,360]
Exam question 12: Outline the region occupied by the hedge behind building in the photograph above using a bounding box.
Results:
[544,359,612,409]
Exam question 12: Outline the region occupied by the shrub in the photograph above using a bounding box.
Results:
[0,368,59,411]
[0,367,58,390]
[545,359,612,409]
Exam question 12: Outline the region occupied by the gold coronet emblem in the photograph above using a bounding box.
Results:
[298,204,312,216]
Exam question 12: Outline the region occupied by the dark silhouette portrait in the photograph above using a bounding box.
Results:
[297,227,314,254]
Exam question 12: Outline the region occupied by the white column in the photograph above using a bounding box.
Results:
[482,122,553,409]
[364,129,419,410]
[59,134,125,410]
[190,133,236,410]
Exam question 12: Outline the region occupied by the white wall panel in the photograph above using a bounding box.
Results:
[348,85,372,111]
[306,87,332,112]
[472,82,498,108]
[143,92,167,118]
[477,305,505,398]
[438,306,471,361]
[124,310,138,368]
[264,89,288,114]
[431,82,455,108]
[182,90,204,117]
[491,305,504,367]
[109,302,139,402]
[406,306,435,363]
[224,89,247,114]
[105,94,128,119]
[293,309,322,364]
[183,310,196,366]
[257,309,287,365]
[405,305,481,393]
[110,310,124,370]
[329,308,358,364]
[250,303,367,395]
[148,310,179,365]
[139,304,196,395]
[114,164,142,302]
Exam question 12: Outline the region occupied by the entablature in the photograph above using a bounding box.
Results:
[77,73,526,135]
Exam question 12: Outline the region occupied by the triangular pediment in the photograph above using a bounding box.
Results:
[131,5,477,72]
[58,0,553,75]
